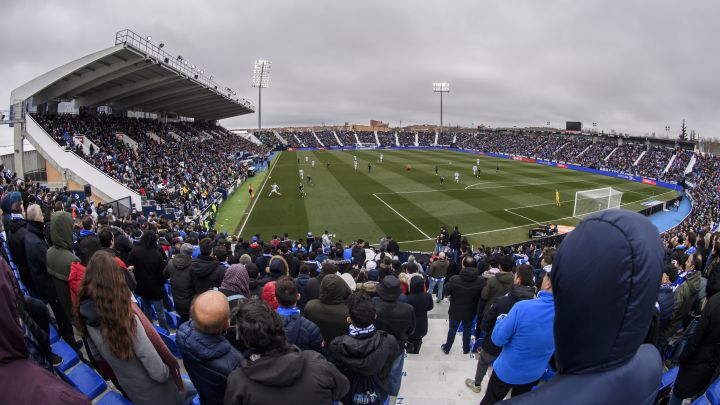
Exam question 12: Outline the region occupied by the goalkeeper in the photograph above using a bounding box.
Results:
[555,189,561,206]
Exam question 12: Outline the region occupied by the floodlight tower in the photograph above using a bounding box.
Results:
[252,59,271,131]
[432,82,450,131]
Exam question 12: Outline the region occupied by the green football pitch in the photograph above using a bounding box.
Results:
[215,149,676,251]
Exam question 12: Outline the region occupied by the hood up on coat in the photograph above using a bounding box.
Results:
[50,211,74,251]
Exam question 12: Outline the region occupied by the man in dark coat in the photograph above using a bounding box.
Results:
[74,215,100,264]
[275,276,323,353]
[669,289,720,403]
[163,243,195,324]
[303,274,351,345]
[224,299,349,404]
[126,229,170,331]
[24,205,77,348]
[442,256,486,354]
[304,261,337,303]
[191,238,226,294]
[481,254,514,316]
[500,210,663,404]
[373,276,415,405]
[466,264,536,393]
[7,201,34,296]
[404,276,433,354]
[328,291,400,405]
[177,291,243,405]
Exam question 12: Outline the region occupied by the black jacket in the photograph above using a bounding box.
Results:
[176,321,244,405]
[656,284,675,334]
[502,210,663,405]
[303,275,351,344]
[444,267,486,321]
[387,240,400,255]
[127,244,168,300]
[673,292,720,398]
[24,221,56,301]
[111,228,132,264]
[404,277,433,339]
[74,231,100,264]
[282,313,323,353]
[162,253,194,316]
[296,274,311,310]
[374,298,415,352]
[328,329,400,402]
[191,255,225,294]
[7,218,32,290]
[480,284,536,356]
[224,348,349,405]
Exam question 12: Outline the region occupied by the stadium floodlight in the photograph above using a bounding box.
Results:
[432,82,450,131]
[252,59,272,131]
[146,36,152,41]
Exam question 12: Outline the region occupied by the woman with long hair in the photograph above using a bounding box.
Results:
[75,251,183,405]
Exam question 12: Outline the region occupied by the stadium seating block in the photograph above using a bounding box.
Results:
[51,339,79,371]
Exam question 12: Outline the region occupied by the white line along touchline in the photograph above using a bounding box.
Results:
[237,154,282,237]
[372,193,432,240]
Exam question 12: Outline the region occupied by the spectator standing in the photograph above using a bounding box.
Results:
[465,264,536,393]
[127,229,170,331]
[660,253,701,343]
[75,252,185,405]
[224,299,349,404]
[75,215,100,264]
[328,291,400,405]
[481,254,514,317]
[191,238,225,294]
[405,276,433,354]
[163,243,196,324]
[304,274,351,345]
[47,210,81,327]
[275,276,323,352]
[373,276,415,405]
[441,256,486,355]
[428,252,449,302]
[176,291,243,405]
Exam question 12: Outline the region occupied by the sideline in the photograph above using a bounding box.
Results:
[237,152,282,236]
[372,193,432,239]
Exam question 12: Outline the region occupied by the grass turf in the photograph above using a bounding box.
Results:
[215,149,676,251]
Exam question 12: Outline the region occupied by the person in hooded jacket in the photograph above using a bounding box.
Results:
[127,229,170,331]
[224,298,349,405]
[328,291,401,405]
[660,253,702,344]
[465,264,536,394]
[47,210,81,327]
[0,254,91,405]
[191,238,225,294]
[498,210,664,405]
[295,263,312,310]
[219,263,250,312]
[373,275,415,405]
[442,256,486,354]
[405,276,433,354]
[163,243,195,324]
[239,254,261,297]
[24,205,78,348]
[304,261,339,302]
[481,254,514,317]
[275,276,323,352]
[7,196,35,296]
[176,290,243,405]
[304,273,352,345]
[669,288,720,404]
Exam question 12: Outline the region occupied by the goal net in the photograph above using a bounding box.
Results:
[573,187,623,217]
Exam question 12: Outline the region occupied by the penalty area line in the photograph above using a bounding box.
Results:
[372,193,432,240]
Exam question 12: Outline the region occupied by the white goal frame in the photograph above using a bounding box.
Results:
[573,187,623,217]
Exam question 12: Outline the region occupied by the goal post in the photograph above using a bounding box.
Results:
[573,187,624,217]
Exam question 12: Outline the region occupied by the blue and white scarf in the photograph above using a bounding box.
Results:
[349,324,376,337]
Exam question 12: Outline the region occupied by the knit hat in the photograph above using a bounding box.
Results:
[268,256,288,279]
[340,273,357,291]
[368,268,380,281]
[220,264,249,297]
[365,260,377,271]
[377,275,402,302]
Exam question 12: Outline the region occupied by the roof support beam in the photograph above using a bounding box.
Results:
[78,75,180,106]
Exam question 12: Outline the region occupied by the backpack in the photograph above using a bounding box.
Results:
[343,374,387,405]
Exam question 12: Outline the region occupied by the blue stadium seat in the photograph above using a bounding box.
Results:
[691,395,710,405]
[166,311,181,330]
[63,363,108,400]
[192,394,201,405]
[51,340,79,371]
[706,378,720,405]
[659,366,679,391]
[96,391,133,405]
[154,324,169,336]
[161,332,181,359]
[49,324,60,344]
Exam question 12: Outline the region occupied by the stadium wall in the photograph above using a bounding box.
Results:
[286,146,684,192]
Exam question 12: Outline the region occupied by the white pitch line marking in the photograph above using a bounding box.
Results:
[372,193,432,239]
[237,153,281,237]
[503,208,540,224]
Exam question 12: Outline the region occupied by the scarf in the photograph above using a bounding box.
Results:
[349,324,376,337]
[130,303,183,390]
[276,306,300,317]
[10,213,23,221]
[220,264,249,297]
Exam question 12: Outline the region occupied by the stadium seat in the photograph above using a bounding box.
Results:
[49,324,60,344]
[154,324,169,336]
[61,363,108,400]
[706,377,720,405]
[691,395,710,405]
[51,339,79,371]
[192,394,201,405]
[154,326,181,358]
[659,366,679,391]
[96,391,133,405]
[166,311,181,330]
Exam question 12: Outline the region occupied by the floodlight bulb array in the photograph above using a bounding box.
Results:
[252,59,272,88]
[432,82,450,92]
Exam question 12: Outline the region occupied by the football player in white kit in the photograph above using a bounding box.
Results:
[305,156,309,162]
[311,160,315,168]
[472,165,478,177]
[379,153,384,163]
[454,172,460,183]
[353,161,358,171]
[268,183,282,196]
[299,169,304,180]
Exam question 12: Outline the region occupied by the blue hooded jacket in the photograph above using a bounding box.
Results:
[501,210,664,405]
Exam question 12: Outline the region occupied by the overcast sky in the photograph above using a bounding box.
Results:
[1,0,719,139]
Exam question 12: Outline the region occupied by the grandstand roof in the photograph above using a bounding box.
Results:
[11,29,253,121]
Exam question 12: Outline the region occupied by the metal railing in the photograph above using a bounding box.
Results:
[114,29,253,111]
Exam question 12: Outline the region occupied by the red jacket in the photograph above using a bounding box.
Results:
[262,281,279,310]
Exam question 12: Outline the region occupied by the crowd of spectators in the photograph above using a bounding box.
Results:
[397,131,416,147]
[663,149,693,182]
[417,131,435,146]
[377,131,396,147]
[572,138,616,168]
[253,131,279,147]
[356,131,377,145]
[315,130,339,147]
[636,146,675,180]
[604,143,645,174]
[335,130,357,147]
